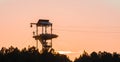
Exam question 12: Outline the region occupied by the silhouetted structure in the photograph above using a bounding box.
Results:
[30,19,58,52]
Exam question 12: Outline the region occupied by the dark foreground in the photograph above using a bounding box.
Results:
[0,46,120,62]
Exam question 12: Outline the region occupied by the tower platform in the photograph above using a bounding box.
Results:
[33,34,58,40]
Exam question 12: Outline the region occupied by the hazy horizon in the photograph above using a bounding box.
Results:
[0,0,120,60]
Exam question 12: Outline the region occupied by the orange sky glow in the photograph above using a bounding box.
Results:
[0,0,120,60]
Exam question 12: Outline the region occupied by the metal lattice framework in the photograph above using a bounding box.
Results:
[30,19,58,52]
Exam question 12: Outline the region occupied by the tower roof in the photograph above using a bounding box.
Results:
[37,19,52,26]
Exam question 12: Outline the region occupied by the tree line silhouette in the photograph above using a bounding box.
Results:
[0,46,120,62]
[0,46,71,62]
[74,51,120,62]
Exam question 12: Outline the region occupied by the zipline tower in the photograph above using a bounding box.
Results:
[30,19,58,52]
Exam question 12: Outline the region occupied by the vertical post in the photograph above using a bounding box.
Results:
[42,26,43,34]
[51,24,52,34]
[45,26,47,34]
[36,25,38,50]
[51,24,53,47]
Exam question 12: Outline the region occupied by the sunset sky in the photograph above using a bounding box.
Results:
[0,0,120,60]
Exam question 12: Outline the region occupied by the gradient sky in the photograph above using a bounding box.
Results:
[0,0,120,60]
